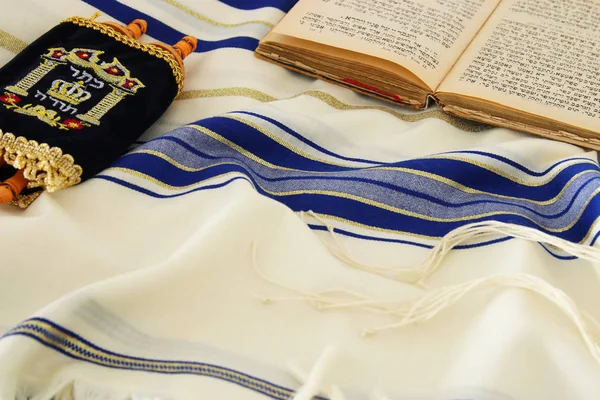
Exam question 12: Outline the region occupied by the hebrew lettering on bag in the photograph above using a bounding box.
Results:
[78,71,95,84]
[90,78,104,89]
[60,103,78,115]
[71,66,104,89]
[51,98,66,109]
[70,66,81,78]
[34,90,47,101]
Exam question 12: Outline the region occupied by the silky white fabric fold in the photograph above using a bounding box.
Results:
[1,1,600,399]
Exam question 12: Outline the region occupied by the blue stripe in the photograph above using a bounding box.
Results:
[3,318,300,400]
[218,0,298,12]
[539,244,577,260]
[233,111,383,165]
[445,150,596,177]
[98,173,581,260]
[96,174,250,198]
[116,152,600,222]
[279,193,598,241]
[156,136,221,160]
[97,110,600,250]
[102,156,600,242]
[80,0,259,52]
[97,173,589,259]
[310,224,585,261]
[308,224,515,250]
[188,118,599,200]
[539,229,600,260]
[116,152,600,220]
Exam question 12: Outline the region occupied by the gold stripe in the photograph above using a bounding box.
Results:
[162,0,274,28]
[176,87,276,102]
[16,322,291,398]
[131,149,235,172]
[190,125,299,171]
[0,29,27,54]
[177,88,490,132]
[428,154,598,187]
[223,115,356,167]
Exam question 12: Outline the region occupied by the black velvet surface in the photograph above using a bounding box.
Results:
[0,21,179,180]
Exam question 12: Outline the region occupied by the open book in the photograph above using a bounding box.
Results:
[256,0,600,149]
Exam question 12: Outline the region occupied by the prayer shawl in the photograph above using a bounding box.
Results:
[1,1,600,399]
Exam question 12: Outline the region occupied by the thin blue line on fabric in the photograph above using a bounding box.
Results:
[2,321,296,400]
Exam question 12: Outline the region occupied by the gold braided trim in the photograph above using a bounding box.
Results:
[10,190,42,209]
[0,130,83,193]
[61,16,185,93]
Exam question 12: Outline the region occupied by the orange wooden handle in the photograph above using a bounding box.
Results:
[151,36,197,70]
[0,169,28,204]
[126,19,148,39]
[173,36,197,59]
[102,19,147,39]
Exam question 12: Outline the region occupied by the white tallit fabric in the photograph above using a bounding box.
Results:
[1,1,600,399]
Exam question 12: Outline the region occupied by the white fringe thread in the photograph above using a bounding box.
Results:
[300,211,600,286]
[288,345,345,400]
[251,219,600,369]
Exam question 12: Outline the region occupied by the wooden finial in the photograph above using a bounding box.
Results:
[126,19,148,39]
[173,36,197,60]
[102,19,148,39]
[151,36,197,70]
[0,169,28,204]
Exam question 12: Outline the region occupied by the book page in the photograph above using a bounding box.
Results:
[438,0,600,133]
[270,0,501,90]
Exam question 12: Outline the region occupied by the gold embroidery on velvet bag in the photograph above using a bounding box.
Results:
[62,16,184,93]
[3,47,145,128]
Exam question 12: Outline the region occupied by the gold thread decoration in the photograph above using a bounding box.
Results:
[0,130,83,194]
[162,0,274,28]
[61,16,184,93]
[0,29,27,54]
[177,88,491,132]
[10,190,42,209]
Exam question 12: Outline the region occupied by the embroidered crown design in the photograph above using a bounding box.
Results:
[67,49,145,93]
[47,79,91,105]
